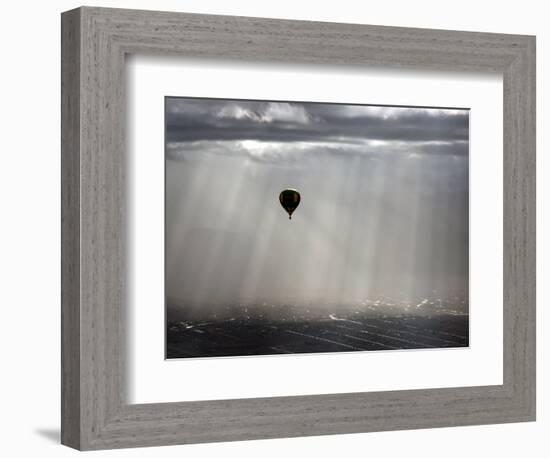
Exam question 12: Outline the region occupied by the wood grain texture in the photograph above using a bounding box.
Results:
[61,6,536,450]
[60,7,81,449]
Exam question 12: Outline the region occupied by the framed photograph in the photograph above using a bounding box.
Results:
[61,6,535,450]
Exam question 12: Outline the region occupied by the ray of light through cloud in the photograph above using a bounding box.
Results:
[165,98,469,318]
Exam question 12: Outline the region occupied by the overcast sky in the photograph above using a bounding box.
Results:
[165,97,469,310]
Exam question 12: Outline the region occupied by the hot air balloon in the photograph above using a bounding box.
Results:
[279,188,301,219]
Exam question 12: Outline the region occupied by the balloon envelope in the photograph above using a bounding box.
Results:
[279,189,301,219]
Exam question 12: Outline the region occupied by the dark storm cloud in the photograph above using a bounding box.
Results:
[165,98,469,146]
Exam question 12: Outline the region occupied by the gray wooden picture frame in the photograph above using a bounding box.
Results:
[61,6,536,451]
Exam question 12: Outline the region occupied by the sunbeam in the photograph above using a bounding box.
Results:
[164,97,469,358]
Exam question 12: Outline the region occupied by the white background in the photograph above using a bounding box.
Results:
[0,1,546,457]
[129,58,503,403]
